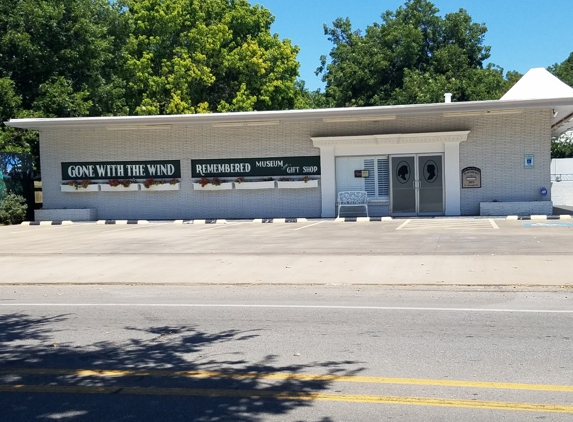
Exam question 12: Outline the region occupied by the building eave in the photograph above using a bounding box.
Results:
[5,97,573,131]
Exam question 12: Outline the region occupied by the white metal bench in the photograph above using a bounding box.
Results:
[337,191,369,217]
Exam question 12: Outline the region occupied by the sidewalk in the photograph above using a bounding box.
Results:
[2,254,572,287]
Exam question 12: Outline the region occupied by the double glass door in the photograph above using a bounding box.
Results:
[391,154,444,216]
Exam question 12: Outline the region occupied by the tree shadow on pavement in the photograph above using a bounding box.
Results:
[0,313,363,422]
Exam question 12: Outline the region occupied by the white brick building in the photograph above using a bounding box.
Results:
[6,69,573,221]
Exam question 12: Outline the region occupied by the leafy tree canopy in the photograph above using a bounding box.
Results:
[552,132,573,159]
[0,0,304,169]
[0,0,127,117]
[549,53,573,157]
[122,0,301,114]
[317,0,519,106]
[549,52,573,88]
[0,0,128,163]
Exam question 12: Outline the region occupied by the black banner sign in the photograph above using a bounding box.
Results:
[192,156,321,178]
[61,160,181,180]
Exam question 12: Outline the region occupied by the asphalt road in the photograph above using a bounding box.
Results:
[1,285,573,421]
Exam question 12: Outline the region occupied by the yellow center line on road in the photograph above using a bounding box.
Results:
[2,368,572,393]
[1,384,573,413]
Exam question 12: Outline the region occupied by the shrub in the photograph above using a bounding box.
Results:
[0,193,28,225]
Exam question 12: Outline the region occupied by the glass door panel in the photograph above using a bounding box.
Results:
[391,156,416,215]
[418,155,444,214]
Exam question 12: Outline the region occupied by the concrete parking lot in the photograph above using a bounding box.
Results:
[2,218,573,286]
[3,219,573,420]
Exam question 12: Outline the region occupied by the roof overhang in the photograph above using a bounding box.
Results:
[5,97,573,137]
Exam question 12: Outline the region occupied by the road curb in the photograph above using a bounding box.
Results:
[19,214,573,225]
[20,221,73,226]
[507,215,573,220]
[1,282,572,290]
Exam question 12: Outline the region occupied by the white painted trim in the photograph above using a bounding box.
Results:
[192,182,232,191]
[7,98,573,131]
[312,131,470,147]
[319,147,336,217]
[234,181,275,190]
[60,184,100,192]
[444,142,461,215]
[100,183,140,192]
[143,182,180,191]
[276,180,319,189]
[336,143,445,157]
[312,131,470,218]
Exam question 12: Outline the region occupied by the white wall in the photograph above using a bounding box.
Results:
[40,125,322,220]
[551,181,573,206]
[39,109,553,219]
[551,158,573,175]
[459,110,552,215]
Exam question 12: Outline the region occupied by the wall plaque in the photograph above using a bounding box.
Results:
[192,156,320,178]
[462,166,481,188]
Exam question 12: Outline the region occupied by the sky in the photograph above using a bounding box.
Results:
[256,0,573,91]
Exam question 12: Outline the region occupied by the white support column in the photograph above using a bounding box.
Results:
[444,141,461,216]
[319,146,336,217]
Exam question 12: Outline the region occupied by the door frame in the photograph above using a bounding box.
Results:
[390,153,445,217]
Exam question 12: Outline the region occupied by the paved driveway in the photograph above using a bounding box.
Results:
[2,218,573,286]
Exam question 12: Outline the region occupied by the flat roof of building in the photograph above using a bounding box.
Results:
[5,96,573,137]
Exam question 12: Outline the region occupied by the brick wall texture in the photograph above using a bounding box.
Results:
[480,201,553,216]
[40,109,552,219]
[35,208,97,221]
[459,109,551,215]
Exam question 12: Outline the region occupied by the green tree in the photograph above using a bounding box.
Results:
[318,0,517,107]
[0,78,38,155]
[293,81,334,109]
[122,0,301,115]
[0,78,21,125]
[0,192,28,225]
[548,54,573,158]
[0,0,127,116]
[548,52,573,88]
[0,0,128,169]
[552,132,573,159]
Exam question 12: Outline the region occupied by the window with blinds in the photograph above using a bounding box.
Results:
[335,156,390,200]
[364,157,389,200]
[377,158,389,197]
